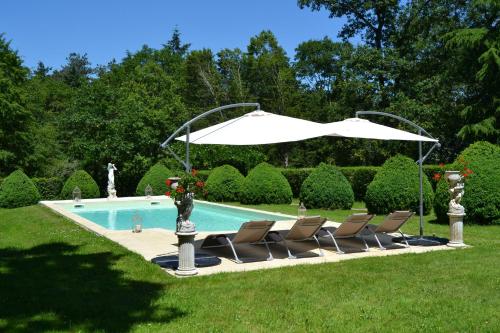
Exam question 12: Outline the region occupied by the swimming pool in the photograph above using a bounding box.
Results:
[53,199,292,232]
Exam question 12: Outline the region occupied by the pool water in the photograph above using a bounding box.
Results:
[62,201,291,231]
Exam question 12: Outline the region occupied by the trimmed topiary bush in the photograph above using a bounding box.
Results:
[0,170,41,208]
[33,177,63,200]
[240,162,292,204]
[365,155,434,214]
[299,163,354,209]
[135,163,175,196]
[433,178,450,223]
[196,170,211,182]
[433,141,500,225]
[205,165,244,202]
[61,170,100,199]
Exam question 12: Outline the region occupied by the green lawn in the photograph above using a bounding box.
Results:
[1,204,499,332]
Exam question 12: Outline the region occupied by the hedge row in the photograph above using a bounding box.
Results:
[32,177,64,200]
[279,166,380,200]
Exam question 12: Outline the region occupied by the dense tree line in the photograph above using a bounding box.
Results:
[0,0,498,195]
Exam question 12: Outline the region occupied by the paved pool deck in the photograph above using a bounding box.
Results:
[41,197,456,277]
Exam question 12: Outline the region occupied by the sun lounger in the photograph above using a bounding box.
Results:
[318,213,375,254]
[200,220,275,263]
[266,216,327,259]
[366,211,414,249]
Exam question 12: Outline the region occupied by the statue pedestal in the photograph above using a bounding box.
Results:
[175,231,198,276]
[447,213,467,248]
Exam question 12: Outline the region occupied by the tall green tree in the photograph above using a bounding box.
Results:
[52,53,93,88]
[184,49,222,108]
[243,31,300,116]
[0,34,32,175]
[217,48,249,103]
[61,51,188,194]
[445,0,500,143]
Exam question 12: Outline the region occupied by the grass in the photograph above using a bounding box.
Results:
[1,204,499,332]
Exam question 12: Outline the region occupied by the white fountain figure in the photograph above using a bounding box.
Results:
[107,162,118,199]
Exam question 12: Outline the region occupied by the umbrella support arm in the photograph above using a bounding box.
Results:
[160,103,260,172]
[355,111,441,238]
[355,111,437,139]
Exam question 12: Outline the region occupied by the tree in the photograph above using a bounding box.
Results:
[52,53,93,88]
[61,51,188,194]
[243,31,300,115]
[32,61,51,78]
[445,0,500,143]
[0,34,32,175]
[184,49,222,108]
[163,27,190,57]
[298,0,400,104]
[217,48,249,103]
[295,37,352,92]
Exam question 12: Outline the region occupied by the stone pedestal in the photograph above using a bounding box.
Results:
[447,213,466,248]
[175,231,198,276]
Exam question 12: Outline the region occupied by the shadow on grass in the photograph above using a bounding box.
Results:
[0,242,185,332]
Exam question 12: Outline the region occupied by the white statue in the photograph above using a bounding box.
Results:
[446,171,465,215]
[107,162,118,199]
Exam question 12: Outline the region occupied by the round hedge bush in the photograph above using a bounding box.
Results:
[365,155,434,214]
[0,170,41,208]
[299,163,354,209]
[135,163,175,196]
[205,165,244,202]
[61,170,100,199]
[240,162,292,205]
[433,141,500,225]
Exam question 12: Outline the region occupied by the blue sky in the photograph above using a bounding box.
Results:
[1,0,349,70]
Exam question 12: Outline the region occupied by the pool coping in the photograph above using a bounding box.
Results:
[40,197,459,278]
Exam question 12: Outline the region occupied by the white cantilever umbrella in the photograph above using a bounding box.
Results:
[175,110,326,145]
[323,118,438,142]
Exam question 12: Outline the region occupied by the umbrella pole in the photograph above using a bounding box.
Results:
[185,124,191,172]
[355,111,444,246]
[418,135,424,238]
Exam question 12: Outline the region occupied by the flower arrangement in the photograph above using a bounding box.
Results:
[433,160,473,182]
[165,169,206,202]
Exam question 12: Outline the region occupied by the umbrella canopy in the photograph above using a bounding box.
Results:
[175,110,325,145]
[323,118,438,142]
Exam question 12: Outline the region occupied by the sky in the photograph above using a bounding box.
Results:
[1,0,349,71]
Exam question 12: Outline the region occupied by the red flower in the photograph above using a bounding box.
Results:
[195,181,204,188]
[176,186,185,193]
[463,168,473,177]
[433,173,441,181]
[165,191,171,197]
[166,179,172,186]
[191,169,198,177]
[438,163,445,168]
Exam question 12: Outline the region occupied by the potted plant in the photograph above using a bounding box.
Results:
[166,169,206,233]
